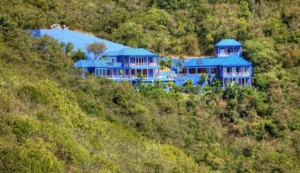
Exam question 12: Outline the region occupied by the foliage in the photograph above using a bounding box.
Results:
[200,74,209,84]
[71,48,86,62]
[86,42,107,59]
[0,13,17,33]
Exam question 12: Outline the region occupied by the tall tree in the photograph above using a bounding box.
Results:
[86,42,107,59]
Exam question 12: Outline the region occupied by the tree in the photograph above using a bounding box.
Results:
[200,74,209,85]
[243,39,278,73]
[72,49,86,62]
[65,42,74,55]
[185,34,200,56]
[86,42,107,59]
[0,13,17,34]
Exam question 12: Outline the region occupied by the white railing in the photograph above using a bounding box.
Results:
[223,72,250,76]
[106,75,155,79]
[177,73,187,77]
[218,52,240,57]
[126,62,157,66]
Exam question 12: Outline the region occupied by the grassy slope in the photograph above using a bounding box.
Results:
[0,33,210,172]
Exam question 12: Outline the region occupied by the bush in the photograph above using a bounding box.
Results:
[18,86,46,104]
[7,118,32,139]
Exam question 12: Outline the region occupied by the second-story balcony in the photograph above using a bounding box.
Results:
[223,72,250,76]
[218,52,240,57]
[125,62,158,66]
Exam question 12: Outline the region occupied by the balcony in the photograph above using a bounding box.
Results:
[106,75,135,79]
[125,62,158,66]
[105,75,155,79]
[223,72,250,76]
[218,52,240,57]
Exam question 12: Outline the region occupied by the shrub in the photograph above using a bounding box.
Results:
[18,85,45,103]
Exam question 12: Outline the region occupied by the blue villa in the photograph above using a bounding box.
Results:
[31,29,252,87]
[173,39,252,87]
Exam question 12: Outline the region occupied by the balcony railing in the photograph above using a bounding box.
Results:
[125,62,158,66]
[105,75,155,79]
[177,73,187,77]
[223,72,250,76]
[218,52,240,57]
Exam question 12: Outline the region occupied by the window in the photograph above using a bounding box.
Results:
[234,48,239,53]
[236,67,240,73]
[188,68,196,74]
[125,69,129,76]
[241,78,249,85]
[137,69,143,77]
[107,69,112,77]
[125,58,129,66]
[198,68,208,74]
[148,69,153,77]
[210,68,217,74]
[143,69,147,77]
[131,69,136,77]
[130,58,135,66]
[227,48,231,54]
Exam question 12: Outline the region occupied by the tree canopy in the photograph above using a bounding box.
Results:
[86,42,107,59]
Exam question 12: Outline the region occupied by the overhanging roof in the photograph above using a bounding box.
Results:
[215,39,242,47]
[177,55,251,67]
[104,48,158,57]
[74,60,122,68]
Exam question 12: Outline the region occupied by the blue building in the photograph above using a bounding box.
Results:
[75,48,170,84]
[173,39,252,87]
[31,29,252,87]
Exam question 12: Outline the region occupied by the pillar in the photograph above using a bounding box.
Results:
[146,57,148,65]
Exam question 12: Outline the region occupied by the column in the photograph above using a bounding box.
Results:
[146,57,148,66]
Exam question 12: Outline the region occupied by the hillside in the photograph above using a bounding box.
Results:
[0,0,300,173]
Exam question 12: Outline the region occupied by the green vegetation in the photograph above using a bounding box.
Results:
[0,0,300,172]
[86,42,107,59]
